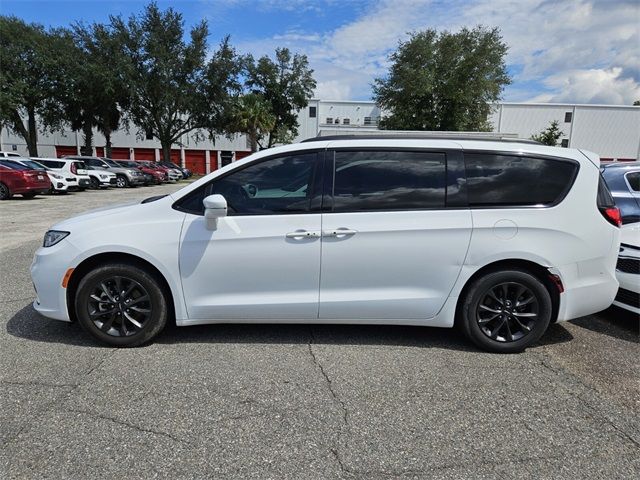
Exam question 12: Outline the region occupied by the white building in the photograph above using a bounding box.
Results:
[2,100,638,174]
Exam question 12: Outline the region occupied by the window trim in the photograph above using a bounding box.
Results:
[323,147,454,214]
[624,170,640,193]
[172,149,325,216]
[462,149,580,209]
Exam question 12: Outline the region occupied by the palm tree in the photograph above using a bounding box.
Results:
[231,93,275,152]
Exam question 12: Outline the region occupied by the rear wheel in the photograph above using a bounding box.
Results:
[460,269,552,353]
[116,175,129,188]
[0,182,11,200]
[75,263,168,347]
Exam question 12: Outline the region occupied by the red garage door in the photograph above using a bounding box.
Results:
[95,147,104,157]
[110,147,131,160]
[135,148,156,161]
[184,150,206,175]
[235,151,252,161]
[56,146,78,158]
[209,151,218,172]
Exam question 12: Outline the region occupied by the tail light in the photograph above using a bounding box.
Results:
[70,162,77,174]
[597,175,620,227]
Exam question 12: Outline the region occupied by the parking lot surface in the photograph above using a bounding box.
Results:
[1,185,639,479]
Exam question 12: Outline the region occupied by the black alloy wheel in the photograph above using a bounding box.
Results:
[0,182,11,200]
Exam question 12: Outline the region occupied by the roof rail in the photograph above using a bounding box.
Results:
[301,133,542,145]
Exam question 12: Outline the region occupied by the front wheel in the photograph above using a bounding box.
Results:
[90,176,100,189]
[75,264,168,347]
[116,175,129,188]
[459,269,552,353]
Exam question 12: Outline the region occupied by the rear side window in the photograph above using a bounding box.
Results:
[40,160,65,169]
[465,153,578,207]
[331,150,446,212]
[625,172,640,192]
[0,160,29,170]
[597,175,616,207]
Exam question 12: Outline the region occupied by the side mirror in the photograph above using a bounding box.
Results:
[203,194,227,230]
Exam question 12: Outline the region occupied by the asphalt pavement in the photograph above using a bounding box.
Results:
[1,184,638,479]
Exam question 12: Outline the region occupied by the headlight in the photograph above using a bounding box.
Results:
[127,169,137,175]
[43,230,70,248]
[100,174,107,179]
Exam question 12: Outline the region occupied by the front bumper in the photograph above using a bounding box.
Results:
[31,240,80,322]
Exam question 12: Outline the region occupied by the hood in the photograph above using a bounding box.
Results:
[620,222,640,248]
[51,200,141,230]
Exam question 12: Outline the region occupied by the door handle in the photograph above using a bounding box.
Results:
[286,230,320,239]
[322,228,357,237]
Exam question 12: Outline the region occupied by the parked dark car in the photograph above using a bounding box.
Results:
[158,161,191,178]
[0,160,51,200]
[600,162,640,224]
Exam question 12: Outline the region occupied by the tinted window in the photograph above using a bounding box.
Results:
[598,175,616,207]
[177,153,317,215]
[626,172,640,192]
[20,160,46,170]
[331,151,446,212]
[39,160,65,169]
[0,159,29,170]
[465,153,578,207]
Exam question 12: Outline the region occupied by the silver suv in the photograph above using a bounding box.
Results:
[65,156,145,188]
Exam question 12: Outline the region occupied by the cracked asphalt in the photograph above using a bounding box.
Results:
[1,184,639,479]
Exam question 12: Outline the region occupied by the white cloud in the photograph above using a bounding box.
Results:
[214,0,640,103]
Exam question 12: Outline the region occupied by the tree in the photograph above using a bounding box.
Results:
[531,120,564,146]
[229,94,275,152]
[67,22,130,157]
[373,26,511,132]
[0,16,68,156]
[634,100,640,106]
[245,48,316,147]
[112,3,238,162]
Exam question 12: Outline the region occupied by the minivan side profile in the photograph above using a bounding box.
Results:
[30,138,621,352]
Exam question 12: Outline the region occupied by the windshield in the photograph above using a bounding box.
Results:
[20,160,47,171]
[102,159,121,168]
[118,161,138,168]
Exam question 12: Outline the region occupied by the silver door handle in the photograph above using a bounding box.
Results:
[286,230,320,238]
[322,228,357,237]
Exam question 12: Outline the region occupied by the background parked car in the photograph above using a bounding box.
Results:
[136,160,170,183]
[116,160,162,185]
[613,222,640,314]
[85,165,117,189]
[65,156,146,188]
[153,162,183,182]
[0,160,51,200]
[158,160,191,178]
[601,162,640,224]
[6,158,70,194]
[0,151,23,158]
[37,158,91,191]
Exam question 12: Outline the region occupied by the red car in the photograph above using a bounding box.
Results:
[0,161,52,200]
[136,161,169,183]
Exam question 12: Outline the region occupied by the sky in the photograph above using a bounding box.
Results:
[2,0,639,104]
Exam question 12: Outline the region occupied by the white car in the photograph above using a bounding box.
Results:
[36,158,91,191]
[30,136,621,352]
[0,151,23,158]
[8,158,71,194]
[85,166,117,189]
[612,223,640,314]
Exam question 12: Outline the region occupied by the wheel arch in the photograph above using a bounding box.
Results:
[454,259,561,326]
[66,252,177,325]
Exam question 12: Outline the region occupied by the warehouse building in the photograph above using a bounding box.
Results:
[1,101,638,172]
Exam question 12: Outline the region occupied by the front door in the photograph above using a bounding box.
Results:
[179,151,323,320]
[319,148,472,320]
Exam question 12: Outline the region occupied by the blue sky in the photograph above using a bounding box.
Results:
[2,0,639,104]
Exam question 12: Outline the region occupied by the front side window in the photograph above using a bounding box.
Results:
[176,152,318,215]
[465,153,578,207]
[330,150,446,212]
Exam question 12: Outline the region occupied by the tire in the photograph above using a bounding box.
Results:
[90,177,100,189]
[22,192,36,199]
[0,182,12,200]
[116,175,129,188]
[459,269,552,353]
[75,263,168,347]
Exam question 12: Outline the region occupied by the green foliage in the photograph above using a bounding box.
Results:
[634,100,640,106]
[245,48,316,147]
[530,120,564,146]
[373,26,511,132]
[229,93,275,152]
[0,16,69,155]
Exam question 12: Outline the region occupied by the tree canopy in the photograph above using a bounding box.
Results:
[373,26,511,132]
[531,120,564,146]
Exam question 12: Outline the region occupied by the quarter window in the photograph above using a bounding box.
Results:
[331,151,446,212]
[626,172,640,192]
[176,153,317,215]
[465,153,578,207]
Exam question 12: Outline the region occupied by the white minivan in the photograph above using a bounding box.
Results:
[30,137,621,352]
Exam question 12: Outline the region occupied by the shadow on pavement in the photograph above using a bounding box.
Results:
[570,306,639,343]
[7,302,575,352]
